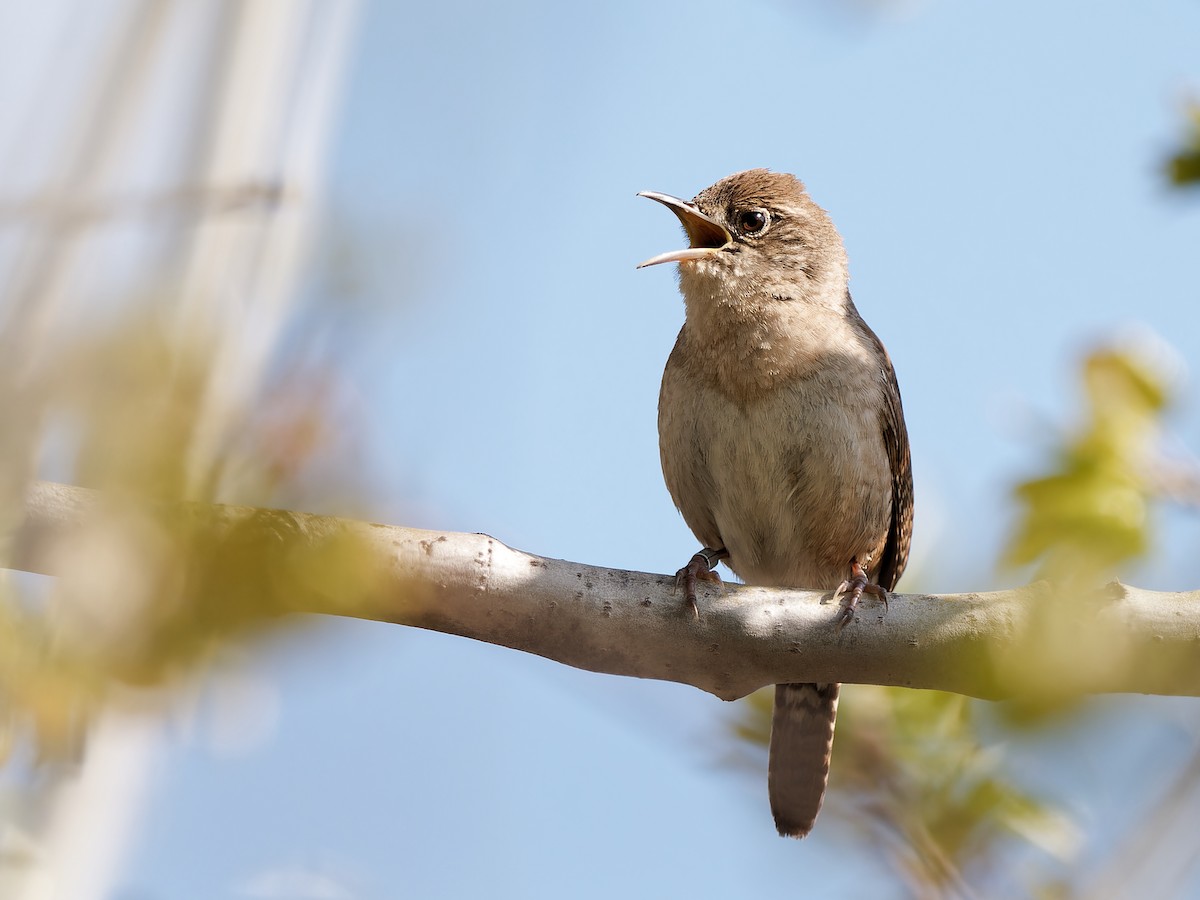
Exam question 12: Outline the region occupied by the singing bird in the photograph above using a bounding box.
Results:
[638,169,913,838]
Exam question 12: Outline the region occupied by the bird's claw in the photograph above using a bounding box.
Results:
[833,558,889,629]
[675,548,726,619]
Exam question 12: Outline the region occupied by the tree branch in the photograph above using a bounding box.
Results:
[10,481,1200,702]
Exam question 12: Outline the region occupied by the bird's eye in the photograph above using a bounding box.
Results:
[737,209,769,236]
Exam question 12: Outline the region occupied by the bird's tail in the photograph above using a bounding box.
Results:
[768,681,840,838]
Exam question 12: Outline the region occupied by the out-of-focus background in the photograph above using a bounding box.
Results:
[2,1,1200,897]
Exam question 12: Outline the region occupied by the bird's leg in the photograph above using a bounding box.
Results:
[833,557,889,629]
[675,547,728,618]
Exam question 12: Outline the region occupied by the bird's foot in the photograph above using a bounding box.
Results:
[832,558,889,629]
[675,547,728,619]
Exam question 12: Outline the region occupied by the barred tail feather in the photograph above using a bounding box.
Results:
[768,682,840,838]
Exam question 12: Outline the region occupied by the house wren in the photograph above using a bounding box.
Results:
[638,169,913,838]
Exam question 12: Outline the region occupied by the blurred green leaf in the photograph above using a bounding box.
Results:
[1167,104,1200,187]
[734,684,1077,892]
[0,312,379,764]
[1002,343,1174,588]
[836,687,1078,887]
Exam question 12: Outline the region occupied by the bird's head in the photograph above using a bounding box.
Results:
[638,169,849,321]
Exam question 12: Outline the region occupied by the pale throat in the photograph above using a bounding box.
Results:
[678,266,857,397]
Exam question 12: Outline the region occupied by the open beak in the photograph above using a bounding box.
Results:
[636,191,732,269]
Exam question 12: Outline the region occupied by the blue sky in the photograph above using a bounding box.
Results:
[120,1,1200,897]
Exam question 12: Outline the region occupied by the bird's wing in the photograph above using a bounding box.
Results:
[848,298,913,592]
[876,348,913,591]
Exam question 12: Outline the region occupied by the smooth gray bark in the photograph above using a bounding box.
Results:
[10,480,1199,702]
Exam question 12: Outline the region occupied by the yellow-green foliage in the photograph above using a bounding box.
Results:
[737,684,1076,893]
[1003,344,1172,587]
[0,315,379,764]
[1167,103,1200,187]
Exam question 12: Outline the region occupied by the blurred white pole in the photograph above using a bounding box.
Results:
[18,710,164,900]
[175,0,361,496]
